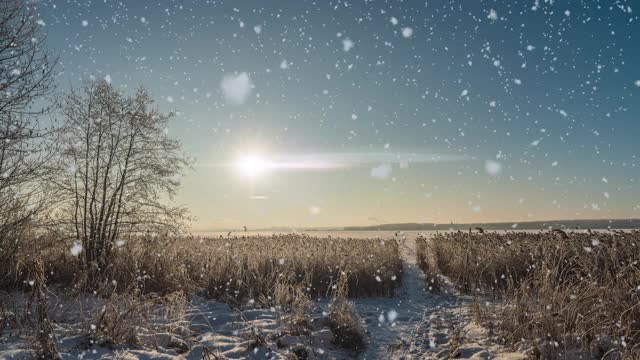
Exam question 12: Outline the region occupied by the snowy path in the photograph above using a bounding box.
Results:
[353,236,527,360]
[353,236,457,359]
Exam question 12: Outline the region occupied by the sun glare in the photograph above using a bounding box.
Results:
[236,155,268,177]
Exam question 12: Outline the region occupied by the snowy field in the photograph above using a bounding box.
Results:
[1,231,529,359]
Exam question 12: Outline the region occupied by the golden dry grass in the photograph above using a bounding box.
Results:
[6,233,402,302]
[109,234,402,301]
[327,274,367,352]
[417,230,640,358]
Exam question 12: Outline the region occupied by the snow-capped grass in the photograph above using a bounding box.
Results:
[417,230,640,358]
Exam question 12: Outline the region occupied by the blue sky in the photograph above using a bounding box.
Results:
[39,0,640,229]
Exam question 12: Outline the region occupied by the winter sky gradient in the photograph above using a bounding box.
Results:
[39,0,640,229]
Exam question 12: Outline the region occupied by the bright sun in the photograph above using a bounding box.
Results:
[235,155,268,177]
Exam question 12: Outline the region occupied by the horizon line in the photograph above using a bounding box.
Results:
[190,217,640,233]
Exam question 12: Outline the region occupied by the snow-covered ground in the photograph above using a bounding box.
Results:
[351,235,526,359]
[0,232,528,359]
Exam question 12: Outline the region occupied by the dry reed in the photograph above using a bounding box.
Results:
[417,230,640,358]
[4,233,402,301]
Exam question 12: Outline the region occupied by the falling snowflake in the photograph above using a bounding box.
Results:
[387,310,398,322]
[371,164,392,179]
[70,241,83,257]
[485,160,502,176]
[342,38,354,52]
[220,72,253,105]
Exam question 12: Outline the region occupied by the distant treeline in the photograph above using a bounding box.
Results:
[343,219,640,231]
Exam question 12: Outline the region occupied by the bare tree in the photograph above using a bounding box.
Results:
[0,0,57,283]
[52,81,191,269]
[0,1,56,116]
